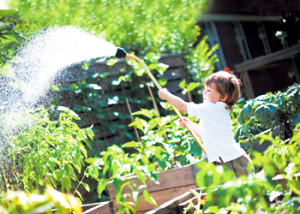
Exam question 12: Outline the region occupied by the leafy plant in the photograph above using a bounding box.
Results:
[0,187,82,214]
[0,11,24,67]
[81,102,204,212]
[235,84,300,147]
[9,107,94,195]
[9,0,207,55]
[185,35,218,87]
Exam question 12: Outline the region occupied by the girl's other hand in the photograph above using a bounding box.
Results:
[179,118,191,127]
[158,88,169,100]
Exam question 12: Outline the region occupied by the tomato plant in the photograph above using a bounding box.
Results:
[9,107,93,194]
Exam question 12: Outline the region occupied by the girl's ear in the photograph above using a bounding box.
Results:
[220,94,228,102]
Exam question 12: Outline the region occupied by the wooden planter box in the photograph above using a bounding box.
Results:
[81,201,116,214]
[40,201,115,214]
[107,162,200,213]
[146,173,300,214]
[146,188,205,214]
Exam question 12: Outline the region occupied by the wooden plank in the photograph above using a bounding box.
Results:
[57,54,183,85]
[136,184,197,213]
[56,60,130,84]
[159,54,183,68]
[110,184,198,213]
[165,79,184,93]
[272,173,300,191]
[145,188,203,214]
[82,201,115,214]
[107,163,198,198]
[39,202,115,214]
[291,57,300,83]
[235,44,300,72]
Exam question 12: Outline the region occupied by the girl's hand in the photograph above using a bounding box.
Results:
[158,88,170,100]
[179,118,191,128]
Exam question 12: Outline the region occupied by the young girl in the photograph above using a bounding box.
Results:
[158,71,253,177]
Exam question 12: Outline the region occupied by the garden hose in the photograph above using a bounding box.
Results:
[115,47,206,154]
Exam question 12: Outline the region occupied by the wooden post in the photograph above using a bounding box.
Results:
[291,57,300,83]
[147,83,169,142]
[126,98,140,142]
[240,70,255,99]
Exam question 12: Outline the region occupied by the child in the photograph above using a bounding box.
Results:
[158,71,253,177]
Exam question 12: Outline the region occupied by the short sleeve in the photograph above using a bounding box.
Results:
[186,102,211,121]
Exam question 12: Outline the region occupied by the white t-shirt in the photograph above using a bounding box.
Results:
[187,101,245,163]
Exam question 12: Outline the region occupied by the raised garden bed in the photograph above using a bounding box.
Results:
[145,173,300,214]
[40,201,115,214]
[107,162,200,213]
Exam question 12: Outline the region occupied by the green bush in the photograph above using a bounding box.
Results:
[0,187,82,214]
[235,84,300,147]
[9,107,93,195]
[9,0,207,56]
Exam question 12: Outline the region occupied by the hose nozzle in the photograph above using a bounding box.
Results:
[115,47,127,58]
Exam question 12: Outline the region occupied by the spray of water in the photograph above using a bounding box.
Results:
[0,26,117,157]
[12,26,116,108]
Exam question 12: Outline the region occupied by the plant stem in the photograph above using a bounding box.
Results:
[72,166,90,197]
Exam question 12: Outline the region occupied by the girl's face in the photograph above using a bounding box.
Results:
[203,83,226,103]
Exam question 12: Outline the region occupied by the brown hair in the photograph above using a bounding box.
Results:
[205,71,241,110]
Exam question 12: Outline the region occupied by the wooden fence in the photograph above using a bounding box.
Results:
[54,54,189,154]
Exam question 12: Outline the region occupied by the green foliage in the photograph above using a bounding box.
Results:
[130,107,202,163]
[61,52,169,153]
[86,144,160,213]
[10,107,93,194]
[185,35,219,85]
[235,84,300,146]
[83,105,203,212]
[0,11,24,67]
[5,0,208,63]
[0,187,82,214]
[183,124,300,213]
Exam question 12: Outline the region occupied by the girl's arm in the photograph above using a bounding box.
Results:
[180,118,201,138]
[158,88,187,113]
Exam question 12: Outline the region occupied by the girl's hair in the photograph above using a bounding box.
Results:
[205,71,241,110]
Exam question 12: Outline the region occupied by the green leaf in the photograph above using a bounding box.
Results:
[122,141,139,148]
[57,106,80,120]
[254,104,277,123]
[85,84,102,90]
[133,109,154,118]
[82,182,90,192]
[107,58,117,66]
[85,157,98,164]
[237,104,252,125]
[62,176,71,190]
[289,113,300,126]
[187,82,199,92]
[49,84,60,91]
[143,189,157,205]
[98,179,108,195]
[86,128,94,140]
[179,78,186,89]
[204,206,219,213]
[189,140,203,157]
[75,189,83,201]
[113,178,122,191]
[108,96,119,105]
[158,78,167,87]
[157,63,169,72]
